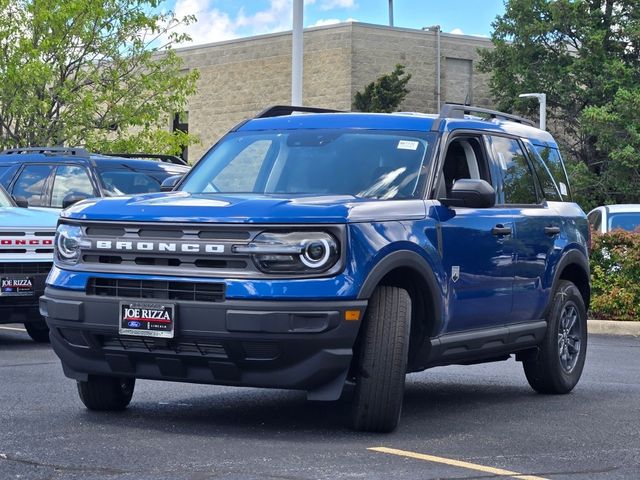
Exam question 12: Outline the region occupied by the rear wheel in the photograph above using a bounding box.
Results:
[77,376,135,411]
[523,280,587,394]
[351,286,411,433]
[24,320,50,343]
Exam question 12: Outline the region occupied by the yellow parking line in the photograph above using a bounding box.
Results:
[369,447,549,480]
[0,326,27,332]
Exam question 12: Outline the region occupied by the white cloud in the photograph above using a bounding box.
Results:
[448,27,489,38]
[319,0,356,10]
[311,17,357,27]
[169,0,320,46]
[171,0,237,44]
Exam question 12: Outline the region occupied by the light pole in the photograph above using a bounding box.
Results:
[519,93,547,130]
[389,0,394,26]
[292,0,303,106]
[423,25,441,113]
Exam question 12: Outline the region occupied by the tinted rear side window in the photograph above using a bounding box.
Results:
[533,146,571,200]
[487,136,538,205]
[523,142,561,201]
[609,212,640,232]
[13,164,54,206]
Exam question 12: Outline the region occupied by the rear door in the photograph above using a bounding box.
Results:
[486,135,557,323]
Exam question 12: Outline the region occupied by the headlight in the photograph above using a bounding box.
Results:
[234,232,340,274]
[55,224,86,264]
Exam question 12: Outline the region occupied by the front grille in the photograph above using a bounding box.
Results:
[87,278,226,302]
[79,224,259,277]
[101,335,228,357]
[0,262,52,274]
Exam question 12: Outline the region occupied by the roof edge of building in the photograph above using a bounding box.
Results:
[171,21,492,54]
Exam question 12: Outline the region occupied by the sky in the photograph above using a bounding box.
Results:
[163,0,506,47]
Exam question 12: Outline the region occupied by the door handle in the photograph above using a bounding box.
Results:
[544,226,561,236]
[491,225,512,236]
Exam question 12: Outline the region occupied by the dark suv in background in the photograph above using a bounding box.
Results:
[0,147,190,209]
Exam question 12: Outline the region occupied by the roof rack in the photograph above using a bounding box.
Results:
[433,103,535,129]
[255,105,343,118]
[0,147,89,156]
[99,152,188,166]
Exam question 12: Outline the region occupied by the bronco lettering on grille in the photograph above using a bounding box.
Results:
[93,240,225,254]
[0,239,53,246]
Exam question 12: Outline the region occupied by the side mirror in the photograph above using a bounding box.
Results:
[439,179,496,209]
[12,195,29,208]
[160,175,183,192]
[62,194,90,209]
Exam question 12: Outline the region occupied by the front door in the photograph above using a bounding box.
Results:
[434,134,515,333]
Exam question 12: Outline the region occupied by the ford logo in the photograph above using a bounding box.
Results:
[127,321,142,328]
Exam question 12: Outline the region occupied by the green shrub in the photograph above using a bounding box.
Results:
[590,229,640,321]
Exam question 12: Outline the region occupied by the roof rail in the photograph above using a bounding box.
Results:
[255,105,343,118]
[99,152,188,166]
[434,103,535,129]
[0,147,89,156]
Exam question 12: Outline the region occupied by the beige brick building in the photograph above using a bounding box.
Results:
[176,22,493,161]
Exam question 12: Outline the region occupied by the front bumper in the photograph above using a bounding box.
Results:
[41,287,367,400]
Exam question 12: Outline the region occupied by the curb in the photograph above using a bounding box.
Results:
[588,320,640,336]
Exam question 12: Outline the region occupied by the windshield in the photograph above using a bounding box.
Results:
[181,130,435,199]
[609,212,640,232]
[98,169,181,196]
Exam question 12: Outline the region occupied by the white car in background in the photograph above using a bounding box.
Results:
[587,204,640,234]
[0,186,58,342]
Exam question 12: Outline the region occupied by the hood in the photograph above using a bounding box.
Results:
[0,206,59,229]
[61,192,427,224]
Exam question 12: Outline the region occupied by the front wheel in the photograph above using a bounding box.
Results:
[351,286,411,433]
[24,320,50,343]
[77,376,135,411]
[523,280,587,394]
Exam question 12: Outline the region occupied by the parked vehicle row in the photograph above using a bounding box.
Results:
[0,148,190,341]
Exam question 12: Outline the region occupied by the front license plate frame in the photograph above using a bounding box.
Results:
[0,276,35,297]
[119,301,175,339]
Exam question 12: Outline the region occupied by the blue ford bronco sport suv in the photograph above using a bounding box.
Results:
[41,104,590,432]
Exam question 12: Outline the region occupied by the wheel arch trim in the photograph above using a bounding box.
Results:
[357,250,444,333]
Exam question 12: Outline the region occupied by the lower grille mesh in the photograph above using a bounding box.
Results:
[101,336,228,357]
[0,262,52,274]
[87,278,226,302]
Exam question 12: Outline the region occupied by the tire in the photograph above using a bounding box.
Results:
[77,376,135,411]
[523,280,587,394]
[351,286,411,433]
[24,321,50,343]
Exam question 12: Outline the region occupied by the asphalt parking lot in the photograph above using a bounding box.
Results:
[1,325,639,480]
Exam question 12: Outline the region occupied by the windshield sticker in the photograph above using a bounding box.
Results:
[397,140,419,151]
[559,182,568,196]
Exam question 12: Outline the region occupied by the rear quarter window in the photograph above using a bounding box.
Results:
[533,145,571,201]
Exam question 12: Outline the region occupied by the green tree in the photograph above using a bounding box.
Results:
[0,0,199,155]
[353,64,411,113]
[478,0,640,209]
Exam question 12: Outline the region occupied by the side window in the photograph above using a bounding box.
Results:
[488,136,538,205]
[523,142,561,201]
[587,210,602,232]
[212,140,272,192]
[438,136,491,198]
[534,145,571,200]
[51,165,95,208]
[12,164,54,206]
